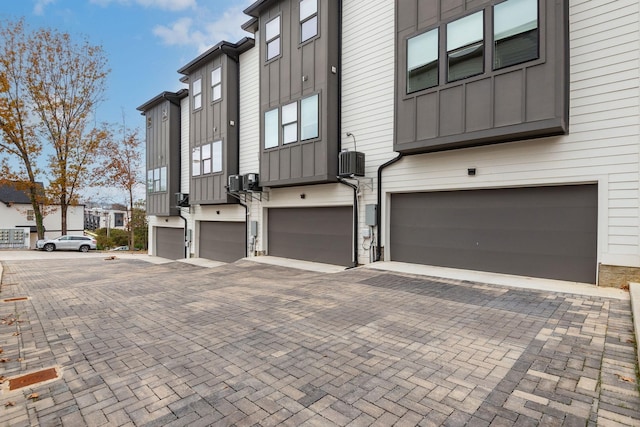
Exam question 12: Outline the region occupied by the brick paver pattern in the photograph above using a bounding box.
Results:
[0,258,639,426]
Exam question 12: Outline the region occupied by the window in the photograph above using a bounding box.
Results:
[447,11,484,82]
[146,115,152,127]
[265,16,281,61]
[264,94,319,148]
[300,0,317,43]
[265,109,279,149]
[407,29,439,93]
[300,94,318,140]
[27,210,34,221]
[114,213,124,227]
[193,78,202,110]
[211,67,222,102]
[159,167,167,192]
[494,0,538,69]
[149,167,166,192]
[201,143,212,174]
[147,170,154,192]
[192,146,201,176]
[282,102,298,144]
[192,142,223,175]
[212,141,222,173]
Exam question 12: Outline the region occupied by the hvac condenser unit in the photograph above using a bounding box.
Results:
[242,173,261,192]
[338,151,365,177]
[175,193,190,207]
[227,175,242,192]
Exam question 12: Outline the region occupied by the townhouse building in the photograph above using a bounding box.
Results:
[138,0,640,287]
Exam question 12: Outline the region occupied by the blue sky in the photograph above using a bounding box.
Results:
[0,0,254,129]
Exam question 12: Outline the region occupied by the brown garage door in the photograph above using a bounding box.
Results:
[390,185,598,283]
[199,221,245,263]
[268,207,352,266]
[156,227,184,260]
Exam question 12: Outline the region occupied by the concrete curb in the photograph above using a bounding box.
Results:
[630,282,640,370]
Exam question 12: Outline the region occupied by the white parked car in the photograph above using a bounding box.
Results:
[36,235,97,252]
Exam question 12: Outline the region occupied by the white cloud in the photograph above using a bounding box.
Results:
[34,0,56,15]
[152,2,252,53]
[89,0,196,12]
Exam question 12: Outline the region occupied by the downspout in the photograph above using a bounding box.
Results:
[375,153,403,262]
[338,178,358,268]
[179,209,189,258]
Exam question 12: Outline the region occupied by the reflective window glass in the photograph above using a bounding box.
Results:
[494,0,538,69]
[447,11,484,82]
[264,109,279,149]
[301,94,318,140]
[407,28,439,93]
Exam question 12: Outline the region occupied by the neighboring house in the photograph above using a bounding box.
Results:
[84,207,130,232]
[139,0,640,288]
[0,182,85,248]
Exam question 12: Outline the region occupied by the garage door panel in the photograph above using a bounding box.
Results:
[269,207,352,266]
[200,222,245,263]
[390,185,597,283]
[156,227,184,260]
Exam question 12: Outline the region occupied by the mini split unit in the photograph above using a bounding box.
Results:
[228,173,261,193]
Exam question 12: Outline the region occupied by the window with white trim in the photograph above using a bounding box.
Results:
[211,67,222,102]
[300,0,317,43]
[282,102,298,144]
[264,109,279,149]
[193,78,202,110]
[147,167,167,193]
[264,94,319,149]
[265,16,281,61]
[192,141,223,176]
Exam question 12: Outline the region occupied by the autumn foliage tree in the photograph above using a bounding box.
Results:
[96,123,143,249]
[0,19,110,236]
[0,19,46,238]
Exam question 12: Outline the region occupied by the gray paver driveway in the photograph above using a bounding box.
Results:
[1,256,639,426]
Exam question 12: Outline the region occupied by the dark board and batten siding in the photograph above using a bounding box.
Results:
[189,54,240,205]
[254,0,340,187]
[146,99,181,216]
[390,185,598,284]
[395,0,569,154]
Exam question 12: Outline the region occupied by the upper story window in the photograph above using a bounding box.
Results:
[300,0,318,43]
[406,0,540,94]
[264,94,319,149]
[192,141,223,176]
[447,11,484,82]
[265,16,281,61]
[282,102,298,144]
[193,78,202,110]
[147,167,167,193]
[211,67,222,102]
[27,210,34,221]
[494,0,539,69]
[407,28,438,93]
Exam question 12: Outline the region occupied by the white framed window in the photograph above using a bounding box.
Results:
[264,109,279,149]
[300,94,318,140]
[212,141,223,173]
[407,29,439,93]
[282,102,298,144]
[193,78,202,110]
[265,16,281,61]
[192,146,201,177]
[494,0,538,69]
[447,11,484,82]
[27,210,34,221]
[211,67,222,102]
[300,0,317,43]
[201,143,212,174]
